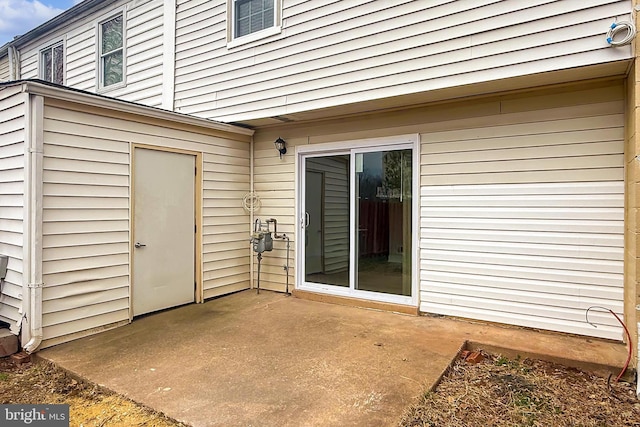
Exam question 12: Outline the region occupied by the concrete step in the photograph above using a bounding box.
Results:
[0,328,18,357]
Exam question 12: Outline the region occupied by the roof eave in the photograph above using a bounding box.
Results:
[2,80,254,137]
[0,0,120,57]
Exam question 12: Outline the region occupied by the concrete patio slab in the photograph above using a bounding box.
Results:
[38,290,629,427]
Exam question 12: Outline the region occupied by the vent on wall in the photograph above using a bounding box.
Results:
[272,116,294,123]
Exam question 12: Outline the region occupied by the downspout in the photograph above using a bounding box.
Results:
[7,45,13,80]
[23,94,44,353]
[8,44,20,81]
[250,136,255,290]
[7,44,14,80]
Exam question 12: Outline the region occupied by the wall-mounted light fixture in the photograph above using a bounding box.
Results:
[274,137,287,159]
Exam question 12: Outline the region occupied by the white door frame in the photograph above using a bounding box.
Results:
[129,143,203,320]
[295,134,420,306]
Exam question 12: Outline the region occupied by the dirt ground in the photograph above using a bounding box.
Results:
[400,351,640,427]
[3,350,640,427]
[0,356,185,427]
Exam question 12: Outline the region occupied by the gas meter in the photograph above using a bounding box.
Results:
[251,230,273,253]
[249,218,291,295]
[250,219,273,254]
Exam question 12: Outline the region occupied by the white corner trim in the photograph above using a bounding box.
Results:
[162,0,177,111]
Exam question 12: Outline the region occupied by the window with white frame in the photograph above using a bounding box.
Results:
[98,13,124,89]
[40,42,64,85]
[233,0,275,38]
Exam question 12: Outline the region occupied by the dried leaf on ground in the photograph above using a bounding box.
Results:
[400,352,640,427]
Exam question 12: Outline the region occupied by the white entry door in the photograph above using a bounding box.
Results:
[133,147,195,316]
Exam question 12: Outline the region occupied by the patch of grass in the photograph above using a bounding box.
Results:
[513,392,532,408]
[495,354,523,369]
[0,358,186,426]
[494,355,510,366]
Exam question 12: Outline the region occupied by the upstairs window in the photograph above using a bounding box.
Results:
[99,13,125,89]
[40,42,64,85]
[234,0,275,38]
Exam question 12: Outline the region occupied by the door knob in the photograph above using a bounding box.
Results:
[135,242,146,248]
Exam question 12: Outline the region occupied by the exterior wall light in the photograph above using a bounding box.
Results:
[274,137,287,158]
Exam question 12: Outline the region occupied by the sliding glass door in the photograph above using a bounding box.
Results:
[304,155,350,287]
[300,141,415,304]
[355,149,412,296]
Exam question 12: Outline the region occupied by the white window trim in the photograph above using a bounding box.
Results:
[294,134,421,308]
[38,38,66,85]
[95,7,127,92]
[226,0,282,49]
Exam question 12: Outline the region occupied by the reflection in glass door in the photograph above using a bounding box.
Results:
[304,155,350,287]
[301,146,413,301]
[355,150,412,296]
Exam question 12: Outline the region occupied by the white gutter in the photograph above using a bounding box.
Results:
[23,93,44,353]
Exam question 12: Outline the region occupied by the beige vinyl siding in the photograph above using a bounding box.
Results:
[0,86,26,329]
[174,0,631,123]
[19,0,165,107]
[41,103,130,346]
[251,141,297,292]
[39,98,250,347]
[65,20,97,90]
[419,95,624,341]
[120,0,165,106]
[252,79,625,339]
[201,148,252,300]
[0,57,10,81]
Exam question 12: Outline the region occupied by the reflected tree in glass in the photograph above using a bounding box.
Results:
[101,15,123,87]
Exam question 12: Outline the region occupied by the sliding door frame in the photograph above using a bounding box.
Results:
[295,134,420,307]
